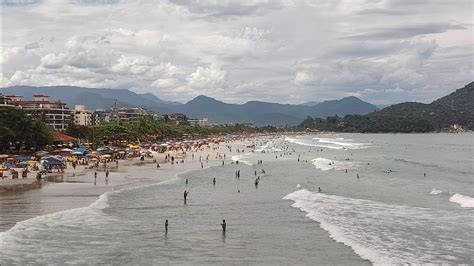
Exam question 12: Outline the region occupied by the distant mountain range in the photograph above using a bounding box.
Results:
[300,101,320,106]
[371,82,474,130]
[299,82,474,132]
[1,85,378,126]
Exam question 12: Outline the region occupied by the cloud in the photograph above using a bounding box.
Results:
[0,0,472,104]
[168,0,285,18]
[110,55,151,75]
[24,42,40,49]
[187,64,226,89]
[342,22,467,40]
[1,0,41,6]
[294,70,314,85]
[152,78,180,89]
[41,53,66,69]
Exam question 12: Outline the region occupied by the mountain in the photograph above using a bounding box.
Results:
[1,85,379,126]
[177,95,378,126]
[299,82,474,132]
[372,82,474,130]
[376,104,392,109]
[310,96,379,117]
[1,85,178,113]
[300,101,320,106]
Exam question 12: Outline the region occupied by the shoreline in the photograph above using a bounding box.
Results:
[0,138,255,232]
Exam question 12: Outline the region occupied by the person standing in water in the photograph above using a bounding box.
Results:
[213,177,216,186]
[165,219,168,233]
[318,187,322,193]
[221,219,226,233]
[185,178,188,185]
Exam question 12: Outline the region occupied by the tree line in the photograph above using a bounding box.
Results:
[0,108,52,153]
[1,109,286,153]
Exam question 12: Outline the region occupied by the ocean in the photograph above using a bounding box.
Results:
[1,133,473,264]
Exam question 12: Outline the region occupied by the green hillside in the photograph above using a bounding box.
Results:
[298,82,474,132]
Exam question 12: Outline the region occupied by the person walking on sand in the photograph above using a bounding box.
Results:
[157,163,160,169]
[94,171,97,185]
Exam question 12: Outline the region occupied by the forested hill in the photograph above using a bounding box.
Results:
[298,82,474,133]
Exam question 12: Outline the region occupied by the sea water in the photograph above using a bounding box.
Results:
[1,133,473,264]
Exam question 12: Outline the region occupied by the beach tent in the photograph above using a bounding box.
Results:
[75,148,87,154]
[15,155,30,162]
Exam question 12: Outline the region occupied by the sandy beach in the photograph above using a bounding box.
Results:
[0,137,256,232]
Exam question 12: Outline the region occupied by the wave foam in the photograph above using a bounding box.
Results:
[430,188,443,195]
[312,157,360,171]
[285,136,370,150]
[255,141,282,153]
[449,193,474,208]
[283,189,473,265]
[313,137,370,150]
[231,155,253,165]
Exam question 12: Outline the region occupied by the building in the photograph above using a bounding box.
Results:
[0,94,18,108]
[92,109,111,125]
[163,113,188,125]
[116,107,151,123]
[92,107,155,125]
[188,117,209,126]
[14,95,72,131]
[73,105,93,126]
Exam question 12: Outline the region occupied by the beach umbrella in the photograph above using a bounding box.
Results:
[0,154,9,159]
[72,151,83,155]
[60,148,74,152]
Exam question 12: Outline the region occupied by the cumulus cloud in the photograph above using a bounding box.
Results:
[187,64,226,89]
[0,0,472,104]
[294,70,314,85]
[152,78,180,89]
[41,53,66,69]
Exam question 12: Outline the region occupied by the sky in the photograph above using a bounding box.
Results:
[1,0,473,104]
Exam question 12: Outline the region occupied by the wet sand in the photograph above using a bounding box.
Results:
[0,140,251,232]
